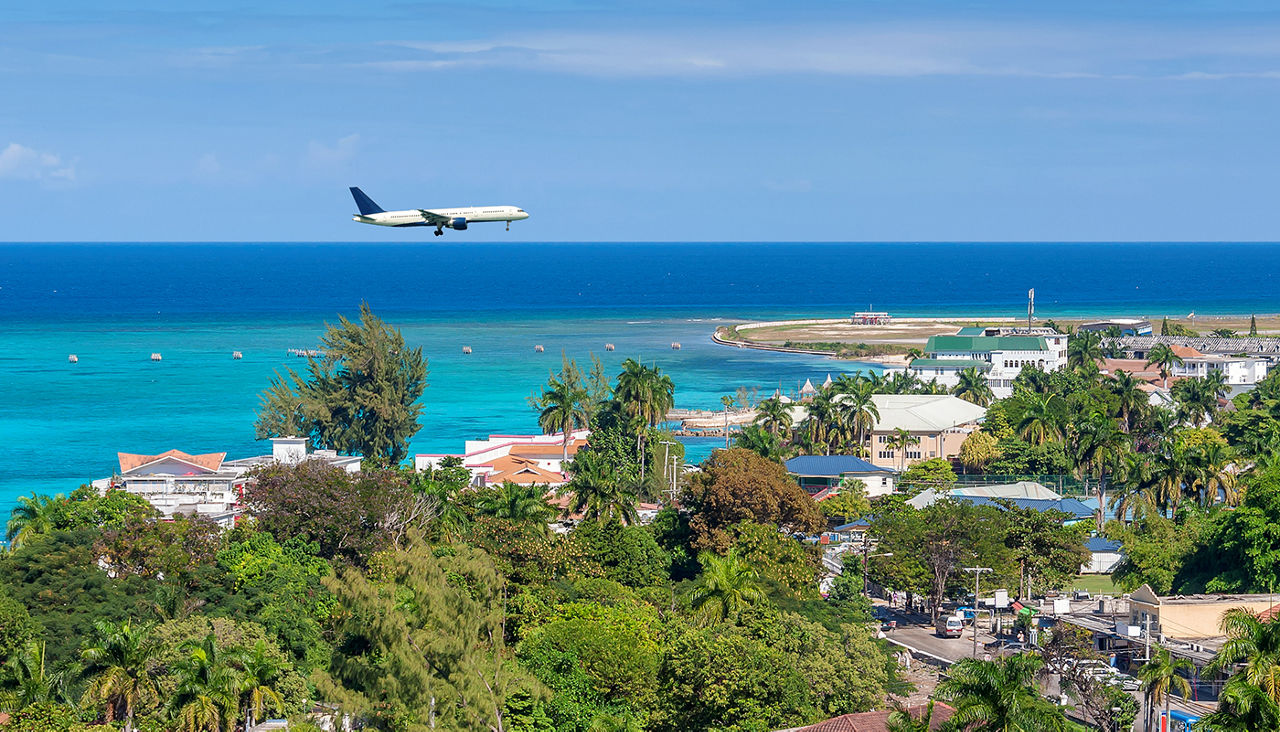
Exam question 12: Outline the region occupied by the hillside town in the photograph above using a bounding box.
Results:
[6,307,1280,731]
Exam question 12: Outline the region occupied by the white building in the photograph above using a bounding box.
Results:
[1174,355,1269,386]
[414,429,589,488]
[95,437,362,528]
[908,332,1069,398]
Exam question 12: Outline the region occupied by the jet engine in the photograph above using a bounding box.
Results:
[450,217,468,230]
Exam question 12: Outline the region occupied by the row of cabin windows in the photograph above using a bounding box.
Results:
[878,434,940,443]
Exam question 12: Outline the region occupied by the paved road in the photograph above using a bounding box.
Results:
[872,602,999,664]
[870,600,1217,729]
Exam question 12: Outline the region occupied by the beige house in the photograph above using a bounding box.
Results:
[1129,584,1279,639]
[866,394,986,470]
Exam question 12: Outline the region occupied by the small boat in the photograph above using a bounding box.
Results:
[68,354,78,364]
[232,351,243,360]
[150,353,162,361]
[671,342,681,350]
[462,346,473,354]
[605,343,615,351]
[534,345,545,353]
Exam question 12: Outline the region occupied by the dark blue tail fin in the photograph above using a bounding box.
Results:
[349,187,385,215]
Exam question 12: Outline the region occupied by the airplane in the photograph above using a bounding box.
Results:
[349,186,529,236]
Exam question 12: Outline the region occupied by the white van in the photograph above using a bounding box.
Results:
[936,615,965,638]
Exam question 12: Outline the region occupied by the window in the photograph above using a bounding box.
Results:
[906,451,921,459]
[878,451,894,459]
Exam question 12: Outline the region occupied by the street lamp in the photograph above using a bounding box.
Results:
[963,567,992,659]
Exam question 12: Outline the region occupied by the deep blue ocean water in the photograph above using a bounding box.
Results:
[2,242,1278,512]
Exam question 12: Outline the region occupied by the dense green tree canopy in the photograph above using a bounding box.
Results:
[255,302,427,464]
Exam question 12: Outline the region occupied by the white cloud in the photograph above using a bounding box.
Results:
[368,23,1280,81]
[0,142,75,181]
[195,152,221,176]
[306,133,360,169]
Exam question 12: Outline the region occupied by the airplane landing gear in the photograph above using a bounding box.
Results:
[506,221,510,232]
[434,227,444,236]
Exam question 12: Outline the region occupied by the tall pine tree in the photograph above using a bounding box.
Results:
[255,303,427,465]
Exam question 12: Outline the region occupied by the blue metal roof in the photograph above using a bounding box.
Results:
[785,455,892,476]
[832,518,872,531]
[1085,537,1123,553]
[952,495,1096,519]
[1079,497,1121,522]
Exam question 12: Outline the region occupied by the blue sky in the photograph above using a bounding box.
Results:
[4,1,1280,241]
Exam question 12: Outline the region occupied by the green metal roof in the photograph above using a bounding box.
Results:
[909,358,990,370]
[955,326,988,336]
[925,335,1048,353]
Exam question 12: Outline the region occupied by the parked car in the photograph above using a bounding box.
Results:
[985,640,1033,655]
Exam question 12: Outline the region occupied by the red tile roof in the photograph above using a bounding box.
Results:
[485,455,565,486]
[509,439,586,459]
[1257,603,1280,622]
[118,449,226,473]
[790,703,955,732]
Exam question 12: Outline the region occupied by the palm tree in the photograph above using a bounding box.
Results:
[614,359,675,480]
[80,620,160,732]
[1067,410,1128,532]
[475,481,556,532]
[934,655,1065,731]
[905,347,924,363]
[886,427,920,473]
[953,367,994,407]
[754,396,793,439]
[235,640,286,731]
[1194,441,1240,506]
[1173,377,1217,428]
[1149,436,1199,515]
[5,492,64,549]
[0,640,74,712]
[1017,394,1063,446]
[536,373,589,461]
[1202,674,1280,731]
[804,390,839,456]
[167,634,244,732]
[885,699,941,732]
[838,385,880,455]
[564,449,640,524]
[1138,647,1194,732]
[412,469,472,542]
[1110,371,1146,433]
[1146,343,1184,389]
[1068,330,1103,371]
[735,424,785,462]
[1109,452,1156,523]
[689,549,765,624]
[1206,608,1280,704]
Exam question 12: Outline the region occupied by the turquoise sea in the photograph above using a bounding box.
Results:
[3,242,1279,514]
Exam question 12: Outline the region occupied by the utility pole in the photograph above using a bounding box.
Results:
[668,455,680,505]
[659,440,676,504]
[964,567,992,660]
[1144,613,1153,732]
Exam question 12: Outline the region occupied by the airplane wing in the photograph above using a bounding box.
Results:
[417,209,452,225]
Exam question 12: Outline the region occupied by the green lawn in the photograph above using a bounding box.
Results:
[1063,574,1122,596]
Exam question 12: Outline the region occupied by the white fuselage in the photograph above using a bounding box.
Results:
[354,205,529,228]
